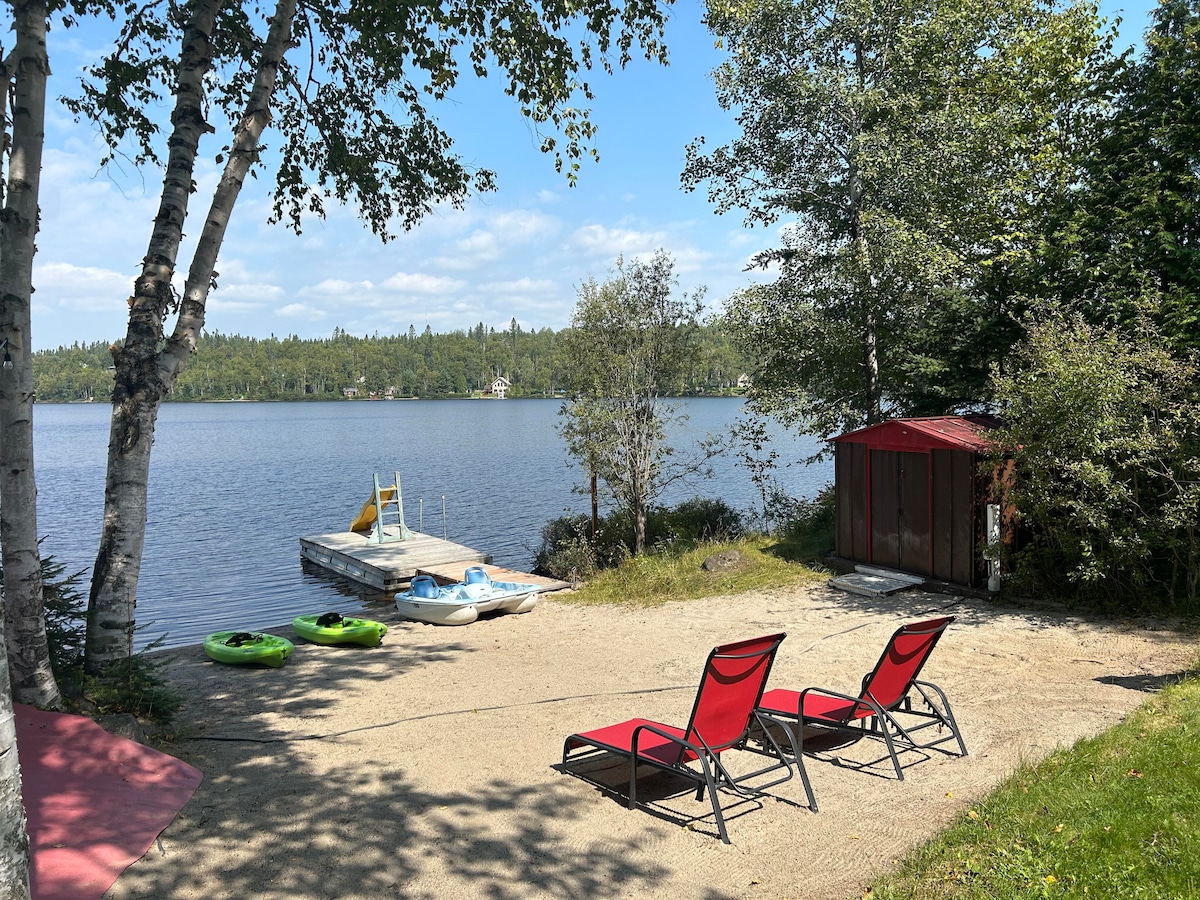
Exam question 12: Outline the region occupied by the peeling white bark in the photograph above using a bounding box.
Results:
[0,0,61,713]
[86,0,299,671]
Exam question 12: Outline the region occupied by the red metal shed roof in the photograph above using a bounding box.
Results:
[831,415,1000,453]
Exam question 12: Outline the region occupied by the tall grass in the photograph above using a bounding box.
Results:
[867,668,1200,899]
[559,535,824,607]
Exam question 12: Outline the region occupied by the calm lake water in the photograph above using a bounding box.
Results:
[32,398,831,649]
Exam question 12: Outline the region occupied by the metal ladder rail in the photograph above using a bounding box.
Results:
[368,471,414,544]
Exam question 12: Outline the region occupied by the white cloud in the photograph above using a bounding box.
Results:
[212,282,285,302]
[276,303,327,320]
[34,262,132,312]
[454,230,502,261]
[484,277,559,295]
[568,224,666,258]
[380,272,466,294]
[207,280,282,316]
[485,209,560,242]
[299,279,376,298]
[666,245,710,274]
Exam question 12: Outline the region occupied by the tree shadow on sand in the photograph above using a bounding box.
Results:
[117,622,683,899]
[786,580,1195,654]
[1095,670,1199,693]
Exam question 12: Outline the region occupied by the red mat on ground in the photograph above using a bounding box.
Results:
[15,703,203,900]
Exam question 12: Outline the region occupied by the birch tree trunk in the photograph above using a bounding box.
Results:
[84,0,220,671]
[847,154,882,425]
[0,0,61,712]
[864,305,881,424]
[0,2,45,890]
[86,0,299,671]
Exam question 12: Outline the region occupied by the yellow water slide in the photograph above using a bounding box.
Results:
[349,487,396,532]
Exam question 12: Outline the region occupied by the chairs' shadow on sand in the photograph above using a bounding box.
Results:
[553,748,809,842]
[756,720,950,781]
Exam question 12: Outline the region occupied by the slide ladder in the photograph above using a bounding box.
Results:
[348,472,415,544]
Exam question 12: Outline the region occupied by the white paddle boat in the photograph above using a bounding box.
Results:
[395,567,538,625]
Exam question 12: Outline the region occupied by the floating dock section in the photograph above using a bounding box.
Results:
[299,526,490,592]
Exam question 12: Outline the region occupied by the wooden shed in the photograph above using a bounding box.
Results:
[832,415,1002,588]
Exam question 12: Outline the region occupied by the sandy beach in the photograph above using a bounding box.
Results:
[109,581,1197,900]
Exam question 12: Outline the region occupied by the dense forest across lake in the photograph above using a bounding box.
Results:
[34,322,750,402]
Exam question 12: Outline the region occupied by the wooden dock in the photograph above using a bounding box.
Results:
[298,527,490,592]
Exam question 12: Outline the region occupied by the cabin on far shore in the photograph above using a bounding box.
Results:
[483,375,511,399]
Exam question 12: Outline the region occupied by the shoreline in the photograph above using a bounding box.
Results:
[36,391,749,405]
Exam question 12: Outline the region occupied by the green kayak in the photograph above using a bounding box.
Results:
[203,631,294,667]
[292,612,388,647]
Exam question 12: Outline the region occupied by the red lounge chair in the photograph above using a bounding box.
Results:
[562,633,816,843]
[758,616,967,780]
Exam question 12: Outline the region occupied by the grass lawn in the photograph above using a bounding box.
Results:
[558,535,825,607]
[866,667,1200,899]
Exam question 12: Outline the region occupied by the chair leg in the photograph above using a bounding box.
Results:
[945,706,968,757]
[628,756,639,810]
[788,725,818,812]
[770,718,818,812]
[877,718,905,780]
[696,755,730,844]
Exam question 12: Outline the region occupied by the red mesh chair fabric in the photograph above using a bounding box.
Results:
[683,633,787,759]
[758,616,967,780]
[862,617,952,710]
[562,632,816,843]
[760,688,860,724]
[563,718,688,767]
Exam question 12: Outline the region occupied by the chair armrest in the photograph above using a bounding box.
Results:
[799,685,887,721]
[912,678,952,707]
[753,708,802,754]
[630,722,705,760]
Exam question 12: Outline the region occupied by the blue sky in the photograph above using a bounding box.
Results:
[28,0,1155,351]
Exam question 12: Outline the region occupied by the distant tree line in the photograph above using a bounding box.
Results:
[32,320,749,403]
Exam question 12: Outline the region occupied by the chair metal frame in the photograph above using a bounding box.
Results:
[562,633,817,843]
[759,616,968,780]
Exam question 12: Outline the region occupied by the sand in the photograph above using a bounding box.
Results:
[108,582,1198,900]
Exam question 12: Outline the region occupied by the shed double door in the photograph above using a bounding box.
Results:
[870,450,929,576]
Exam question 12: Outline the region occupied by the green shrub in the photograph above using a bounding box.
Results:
[774,483,836,563]
[537,497,749,578]
[40,556,88,686]
[83,640,183,724]
[663,497,744,544]
[35,554,181,723]
[991,317,1200,610]
[534,515,599,580]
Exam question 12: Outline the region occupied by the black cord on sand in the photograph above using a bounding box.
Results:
[794,598,961,655]
[195,684,694,744]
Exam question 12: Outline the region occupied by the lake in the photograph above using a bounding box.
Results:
[32,398,831,649]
